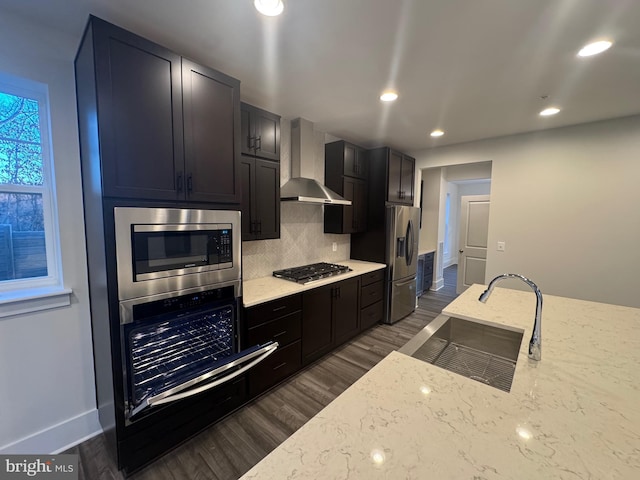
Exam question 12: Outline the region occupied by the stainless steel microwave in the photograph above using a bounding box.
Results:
[114,207,241,301]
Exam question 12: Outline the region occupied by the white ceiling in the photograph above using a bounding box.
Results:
[3,0,640,151]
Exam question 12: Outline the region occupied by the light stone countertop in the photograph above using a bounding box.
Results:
[418,248,436,256]
[240,284,640,479]
[242,259,386,307]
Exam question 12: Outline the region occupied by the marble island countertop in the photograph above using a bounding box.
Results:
[242,259,386,307]
[240,284,640,479]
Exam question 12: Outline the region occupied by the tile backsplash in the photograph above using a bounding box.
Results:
[241,118,350,280]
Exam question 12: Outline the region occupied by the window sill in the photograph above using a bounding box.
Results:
[0,286,73,319]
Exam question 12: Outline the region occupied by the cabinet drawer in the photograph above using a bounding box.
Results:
[423,253,434,273]
[249,340,302,396]
[247,311,301,346]
[361,269,384,286]
[245,294,302,328]
[360,281,384,308]
[422,274,433,292]
[361,300,383,331]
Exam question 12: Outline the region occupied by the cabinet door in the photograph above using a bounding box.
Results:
[254,109,280,162]
[353,179,367,232]
[182,59,241,204]
[333,277,360,345]
[354,146,368,179]
[254,159,280,240]
[240,104,254,156]
[93,19,183,200]
[302,285,334,364]
[387,150,403,203]
[342,177,356,233]
[342,143,367,179]
[240,156,255,240]
[400,155,415,205]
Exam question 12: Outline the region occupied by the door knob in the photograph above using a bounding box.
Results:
[459,249,464,253]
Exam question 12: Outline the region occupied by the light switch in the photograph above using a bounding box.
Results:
[332,242,337,252]
[497,241,506,252]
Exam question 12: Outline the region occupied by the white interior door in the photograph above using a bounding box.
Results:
[457,195,490,294]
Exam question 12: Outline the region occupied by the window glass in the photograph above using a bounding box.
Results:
[0,85,54,286]
[0,93,44,185]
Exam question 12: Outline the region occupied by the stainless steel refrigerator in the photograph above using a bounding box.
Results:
[385,206,420,323]
[351,205,420,324]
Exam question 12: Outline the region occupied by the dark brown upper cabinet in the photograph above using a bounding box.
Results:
[239,102,281,241]
[240,156,280,241]
[341,142,368,179]
[324,140,368,234]
[182,60,241,204]
[75,16,240,204]
[368,147,415,206]
[241,103,281,162]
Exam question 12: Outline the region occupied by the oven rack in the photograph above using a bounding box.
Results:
[129,306,234,403]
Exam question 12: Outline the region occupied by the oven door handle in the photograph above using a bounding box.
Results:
[129,342,278,419]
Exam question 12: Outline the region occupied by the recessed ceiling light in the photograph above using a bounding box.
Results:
[380,91,398,102]
[578,40,613,57]
[430,129,445,137]
[254,0,284,16]
[539,107,560,116]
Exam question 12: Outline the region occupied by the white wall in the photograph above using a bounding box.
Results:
[443,182,459,268]
[418,168,442,254]
[0,12,99,453]
[414,115,640,308]
[241,119,351,279]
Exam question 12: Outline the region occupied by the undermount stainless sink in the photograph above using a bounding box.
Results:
[399,315,524,392]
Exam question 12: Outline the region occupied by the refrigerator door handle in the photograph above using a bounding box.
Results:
[406,220,415,266]
[395,276,417,287]
[397,236,406,258]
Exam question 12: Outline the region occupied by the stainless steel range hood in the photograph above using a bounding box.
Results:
[281,118,351,206]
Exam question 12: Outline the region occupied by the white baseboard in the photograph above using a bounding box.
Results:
[433,277,445,291]
[0,409,102,455]
[443,257,456,269]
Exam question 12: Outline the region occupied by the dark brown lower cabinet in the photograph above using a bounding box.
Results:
[302,276,360,365]
[244,294,302,396]
[333,277,361,345]
[301,285,334,364]
[359,268,385,331]
[244,269,384,397]
[248,341,301,396]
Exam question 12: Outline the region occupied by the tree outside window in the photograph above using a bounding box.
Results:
[0,89,50,282]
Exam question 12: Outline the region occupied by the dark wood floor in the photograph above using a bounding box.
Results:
[69,266,458,479]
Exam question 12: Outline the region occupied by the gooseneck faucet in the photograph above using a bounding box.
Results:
[478,273,543,361]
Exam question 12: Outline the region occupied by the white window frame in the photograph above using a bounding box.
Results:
[0,72,70,316]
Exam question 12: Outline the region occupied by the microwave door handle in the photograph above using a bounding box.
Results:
[129,342,278,419]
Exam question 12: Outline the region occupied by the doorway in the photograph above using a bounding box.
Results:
[456,194,490,293]
[418,163,492,293]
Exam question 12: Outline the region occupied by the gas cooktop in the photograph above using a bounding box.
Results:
[273,262,352,284]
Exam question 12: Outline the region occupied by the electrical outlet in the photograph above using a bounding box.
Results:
[332,242,337,252]
[497,241,506,252]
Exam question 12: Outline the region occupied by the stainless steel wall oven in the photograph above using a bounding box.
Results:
[121,285,276,423]
[104,207,277,472]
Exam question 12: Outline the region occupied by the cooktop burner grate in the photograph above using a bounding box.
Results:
[273,262,351,284]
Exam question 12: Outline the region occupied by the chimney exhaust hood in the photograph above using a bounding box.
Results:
[280,118,351,206]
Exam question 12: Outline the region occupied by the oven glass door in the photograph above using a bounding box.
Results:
[132,224,233,278]
[125,303,277,421]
